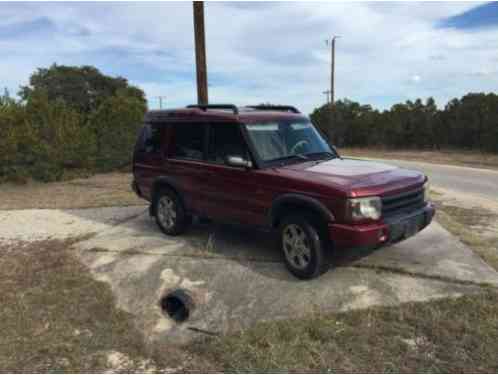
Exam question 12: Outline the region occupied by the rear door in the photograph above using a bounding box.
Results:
[164,121,208,215]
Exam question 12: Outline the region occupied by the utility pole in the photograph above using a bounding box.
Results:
[326,36,340,106]
[156,96,166,109]
[193,1,208,105]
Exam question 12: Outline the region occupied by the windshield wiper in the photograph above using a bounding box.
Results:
[271,153,309,163]
[305,151,337,160]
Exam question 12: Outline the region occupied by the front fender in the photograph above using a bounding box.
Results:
[269,193,335,227]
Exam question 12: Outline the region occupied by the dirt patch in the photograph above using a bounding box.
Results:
[0,237,190,372]
[340,147,498,171]
[0,172,143,210]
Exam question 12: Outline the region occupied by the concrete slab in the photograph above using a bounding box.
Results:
[0,206,146,244]
[76,211,498,286]
[77,247,482,345]
[350,221,498,287]
[70,207,498,344]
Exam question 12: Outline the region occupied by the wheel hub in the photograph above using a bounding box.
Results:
[282,224,311,270]
[157,196,176,229]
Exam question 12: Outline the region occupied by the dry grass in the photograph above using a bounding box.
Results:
[340,147,498,170]
[0,172,144,210]
[431,194,498,272]
[192,290,498,373]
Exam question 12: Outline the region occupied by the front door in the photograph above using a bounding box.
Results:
[200,122,267,226]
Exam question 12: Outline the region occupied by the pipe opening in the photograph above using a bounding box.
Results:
[160,289,194,323]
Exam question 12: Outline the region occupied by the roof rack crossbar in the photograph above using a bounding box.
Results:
[187,104,239,115]
[246,105,300,114]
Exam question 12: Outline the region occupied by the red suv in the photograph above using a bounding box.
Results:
[132,104,435,279]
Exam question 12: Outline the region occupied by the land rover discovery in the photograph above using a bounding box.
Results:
[132,104,435,279]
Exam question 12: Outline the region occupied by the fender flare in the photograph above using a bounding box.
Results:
[269,193,335,228]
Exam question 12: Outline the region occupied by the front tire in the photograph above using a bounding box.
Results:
[154,188,189,236]
[279,215,331,279]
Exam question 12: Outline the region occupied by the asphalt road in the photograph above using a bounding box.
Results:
[361,158,498,203]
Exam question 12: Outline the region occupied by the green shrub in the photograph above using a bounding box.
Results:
[89,92,146,171]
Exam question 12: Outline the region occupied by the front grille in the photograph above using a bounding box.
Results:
[382,187,425,218]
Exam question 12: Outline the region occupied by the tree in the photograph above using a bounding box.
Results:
[19,64,146,116]
[88,92,146,170]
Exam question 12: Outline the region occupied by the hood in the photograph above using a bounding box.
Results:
[281,158,425,197]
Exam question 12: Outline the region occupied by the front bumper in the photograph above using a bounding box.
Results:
[329,203,435,249]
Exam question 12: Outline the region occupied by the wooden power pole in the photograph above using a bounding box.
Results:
[193,1,208,105]
[327,36,340,106]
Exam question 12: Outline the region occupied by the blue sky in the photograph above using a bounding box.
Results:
[0,1,497,113]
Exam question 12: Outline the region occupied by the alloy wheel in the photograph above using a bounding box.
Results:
[282,223,312,270]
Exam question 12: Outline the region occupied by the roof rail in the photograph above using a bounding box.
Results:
[186,104,239,115]
[246,105,300,114]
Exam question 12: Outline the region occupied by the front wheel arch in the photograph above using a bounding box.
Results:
[269,194,335,229]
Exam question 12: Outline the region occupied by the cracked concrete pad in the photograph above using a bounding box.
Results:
[76,211,498,287]
[77,213,280,262]
[76,248,482,345]
[71,208,498,344]
[351,221,498,287]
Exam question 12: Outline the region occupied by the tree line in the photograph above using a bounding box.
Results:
[2,63,497,184]
[0,64,146,183]
[310,94,498,153]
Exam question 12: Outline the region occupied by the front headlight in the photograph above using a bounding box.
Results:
[346,196,382,221]
[423,181,430,203]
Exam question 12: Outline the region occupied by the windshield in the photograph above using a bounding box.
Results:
[244,120,335,163]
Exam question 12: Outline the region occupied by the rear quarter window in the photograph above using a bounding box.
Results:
[171,123,205,160]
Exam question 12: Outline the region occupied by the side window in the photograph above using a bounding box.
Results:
[172,123,205,160]
[136,124,161,153]
[207,123,248,164]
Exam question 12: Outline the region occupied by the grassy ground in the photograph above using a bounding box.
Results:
[192,290,498,372]
[340,147,498,170]
[431,192,498,272]
[0,172,143,210]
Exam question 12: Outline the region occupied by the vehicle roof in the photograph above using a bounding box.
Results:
[144,106,308,124]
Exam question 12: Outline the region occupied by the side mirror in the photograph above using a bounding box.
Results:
[225,155,252,169]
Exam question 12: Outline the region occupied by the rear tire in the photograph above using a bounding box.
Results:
[153,188,189,236]
[279,214,331,279]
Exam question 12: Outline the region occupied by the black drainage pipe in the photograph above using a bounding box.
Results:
[160,289,194,323]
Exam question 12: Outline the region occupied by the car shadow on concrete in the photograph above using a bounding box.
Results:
[173,219,380,282]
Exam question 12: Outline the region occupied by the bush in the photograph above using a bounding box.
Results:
[15,93,96,182]
[0,89,144,183]
[89,92,146,171]
[0,95,35,183]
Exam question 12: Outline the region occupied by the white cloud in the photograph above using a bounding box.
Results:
[0,2,496,112]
